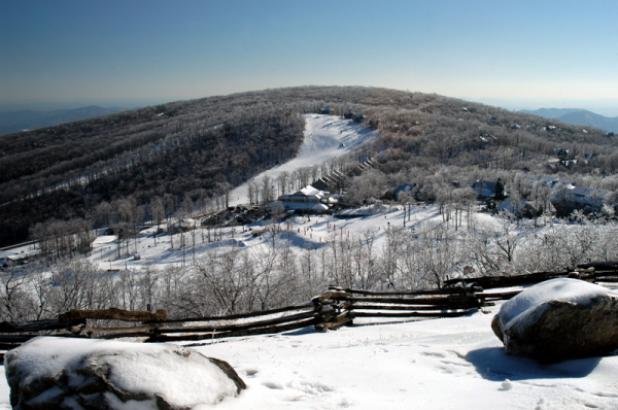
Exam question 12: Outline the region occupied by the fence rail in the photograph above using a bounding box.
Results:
[443,261,618,289]
[1,261,617,360]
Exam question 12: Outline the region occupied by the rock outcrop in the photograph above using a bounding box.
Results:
[492,278,618,362]
[5,337,246,410]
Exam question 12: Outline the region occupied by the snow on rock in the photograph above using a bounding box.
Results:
[492,278,618,361]
[494,278,612,328]
[4,337,246,410]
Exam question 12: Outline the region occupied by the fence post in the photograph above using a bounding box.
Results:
[313,287,353,331]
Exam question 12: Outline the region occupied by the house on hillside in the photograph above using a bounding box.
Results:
[496,198,542,218]
[550,185,608,216]
[471,179,506,201]
[553,148,572,160]
[382,183,417,202]
[343,111,364,123]
[274,186,334,214]
[311,179,330,191]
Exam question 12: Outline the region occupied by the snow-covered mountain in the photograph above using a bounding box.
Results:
[2,106,618,410]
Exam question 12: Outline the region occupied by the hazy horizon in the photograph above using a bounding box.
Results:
[2,0,617,115]
[1,91,617,118]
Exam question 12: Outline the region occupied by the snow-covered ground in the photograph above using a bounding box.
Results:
[202,305,617,410]
[0,241,38,262]
[227,114,377,206]
[2,302,615,409]
[87,203,504,271]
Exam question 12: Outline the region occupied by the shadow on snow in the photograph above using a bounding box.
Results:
[465,347,605,381]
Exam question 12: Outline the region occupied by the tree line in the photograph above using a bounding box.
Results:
[2,208,617,323]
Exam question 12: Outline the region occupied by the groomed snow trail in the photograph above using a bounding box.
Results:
[228,114,377,206]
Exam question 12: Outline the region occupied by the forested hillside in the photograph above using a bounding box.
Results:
[2,86,618,246]
[0,96,305,245]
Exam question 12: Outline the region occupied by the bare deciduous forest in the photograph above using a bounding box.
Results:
[2,87,618,247]
[2,86,618,323]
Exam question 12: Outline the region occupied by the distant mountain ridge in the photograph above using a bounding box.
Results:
[0,105,123,135]
[523,108,618,133]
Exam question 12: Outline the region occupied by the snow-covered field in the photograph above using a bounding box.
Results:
[227,114,377,206]
[2,302,616,409]
[200,305,617,410]
[87,203,503,271]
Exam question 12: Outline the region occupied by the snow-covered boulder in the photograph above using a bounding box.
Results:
[492,278,618,361]
[5,337,246,410]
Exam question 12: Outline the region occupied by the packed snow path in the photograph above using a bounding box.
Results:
[228,114,378,206]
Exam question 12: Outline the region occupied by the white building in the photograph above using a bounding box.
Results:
[274,185,334,213]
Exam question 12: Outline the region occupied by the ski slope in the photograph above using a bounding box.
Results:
[2,301,615,409]
[228,114,377,206]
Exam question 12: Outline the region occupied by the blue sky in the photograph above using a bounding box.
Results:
[1,0,617,114]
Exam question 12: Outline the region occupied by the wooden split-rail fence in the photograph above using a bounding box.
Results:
[1,262,617,361]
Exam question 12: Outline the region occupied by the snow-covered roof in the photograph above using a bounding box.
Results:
[300,185,325,198]
[92,235,118,245]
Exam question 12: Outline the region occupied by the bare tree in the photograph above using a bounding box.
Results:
[151,197,165,245]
